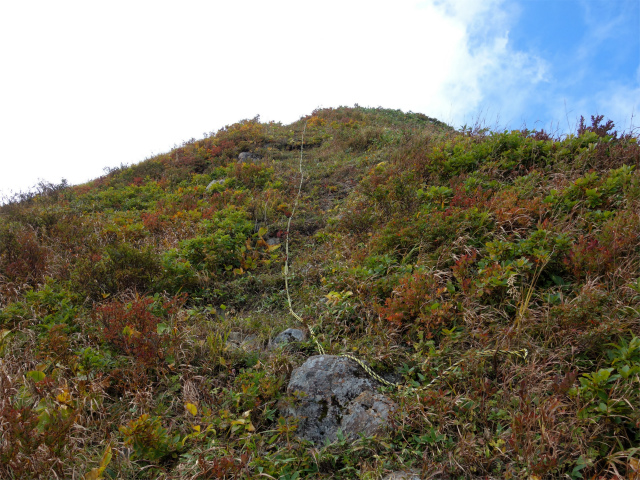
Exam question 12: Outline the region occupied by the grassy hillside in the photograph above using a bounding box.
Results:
[1,107,639,479]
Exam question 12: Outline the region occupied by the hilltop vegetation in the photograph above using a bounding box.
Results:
[1,107,639,479]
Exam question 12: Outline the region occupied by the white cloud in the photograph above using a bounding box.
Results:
[425,1,550,128]
[594,83,640,134]
[0,0,559,197]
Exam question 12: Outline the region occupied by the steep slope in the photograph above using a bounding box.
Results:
[1,108,639,478]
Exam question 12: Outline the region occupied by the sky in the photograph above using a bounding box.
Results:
[0,0,638,199]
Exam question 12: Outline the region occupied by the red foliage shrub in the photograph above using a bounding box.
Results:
[94,294,186,367]
[0,372,76,478]
[0,226,48,285]
[197,453,248,479]
[577,114,617,138]
[449,185,493,209]
[37,324,72,365]
[529,129,553,141]
[565,212,640,279]
[175,191,200,211]
[130,176,144,186]
[378,271,456,336]
[141,210,172,235]
[173,144,212,174]
[451,251,479,295]
[489,189,548,234]
[105,364,149,399]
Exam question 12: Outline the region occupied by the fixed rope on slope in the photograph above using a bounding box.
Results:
[283,123,528,392]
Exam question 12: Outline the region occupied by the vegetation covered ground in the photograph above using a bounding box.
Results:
[1,107,639,479]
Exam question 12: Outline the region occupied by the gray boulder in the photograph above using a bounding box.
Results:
[238,152,262,163]
[266,237,281,246]
[226,332,261,352]
[271,328,306,348]
[382,472,422,480]
[383,470,450,479]
[282,355,395,444]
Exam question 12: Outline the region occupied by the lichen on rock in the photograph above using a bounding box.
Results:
[282,354,395,444]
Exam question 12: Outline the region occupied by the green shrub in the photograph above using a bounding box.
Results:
[71,242,161,299]
[178,206,254,274]
[119,414,181,462]
[568,336,640,467]
[156,248,200,294]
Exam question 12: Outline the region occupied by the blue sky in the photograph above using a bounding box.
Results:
[494,0,640,132]
[0,0,638,198]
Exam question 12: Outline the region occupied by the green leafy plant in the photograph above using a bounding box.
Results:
[119,414,181,462]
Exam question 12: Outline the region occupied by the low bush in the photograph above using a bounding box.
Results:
[70,241,161,299]
[94,294,186,368]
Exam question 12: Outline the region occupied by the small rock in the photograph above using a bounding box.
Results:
[226,332,261,351]
[226,332,243,343]
[271,328,306,348]
[238,152,261,163]
[206,178,225,190]
[266,237,281,246]
[382,471,422,480]
[282,355,396,444]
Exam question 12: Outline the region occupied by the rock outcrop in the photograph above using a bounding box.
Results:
[226,331,260,351]
[282,355,395,444]
[381,471,422,480]
[238,152,261,163]
[271,328,305,348]
[206,178,225,190]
